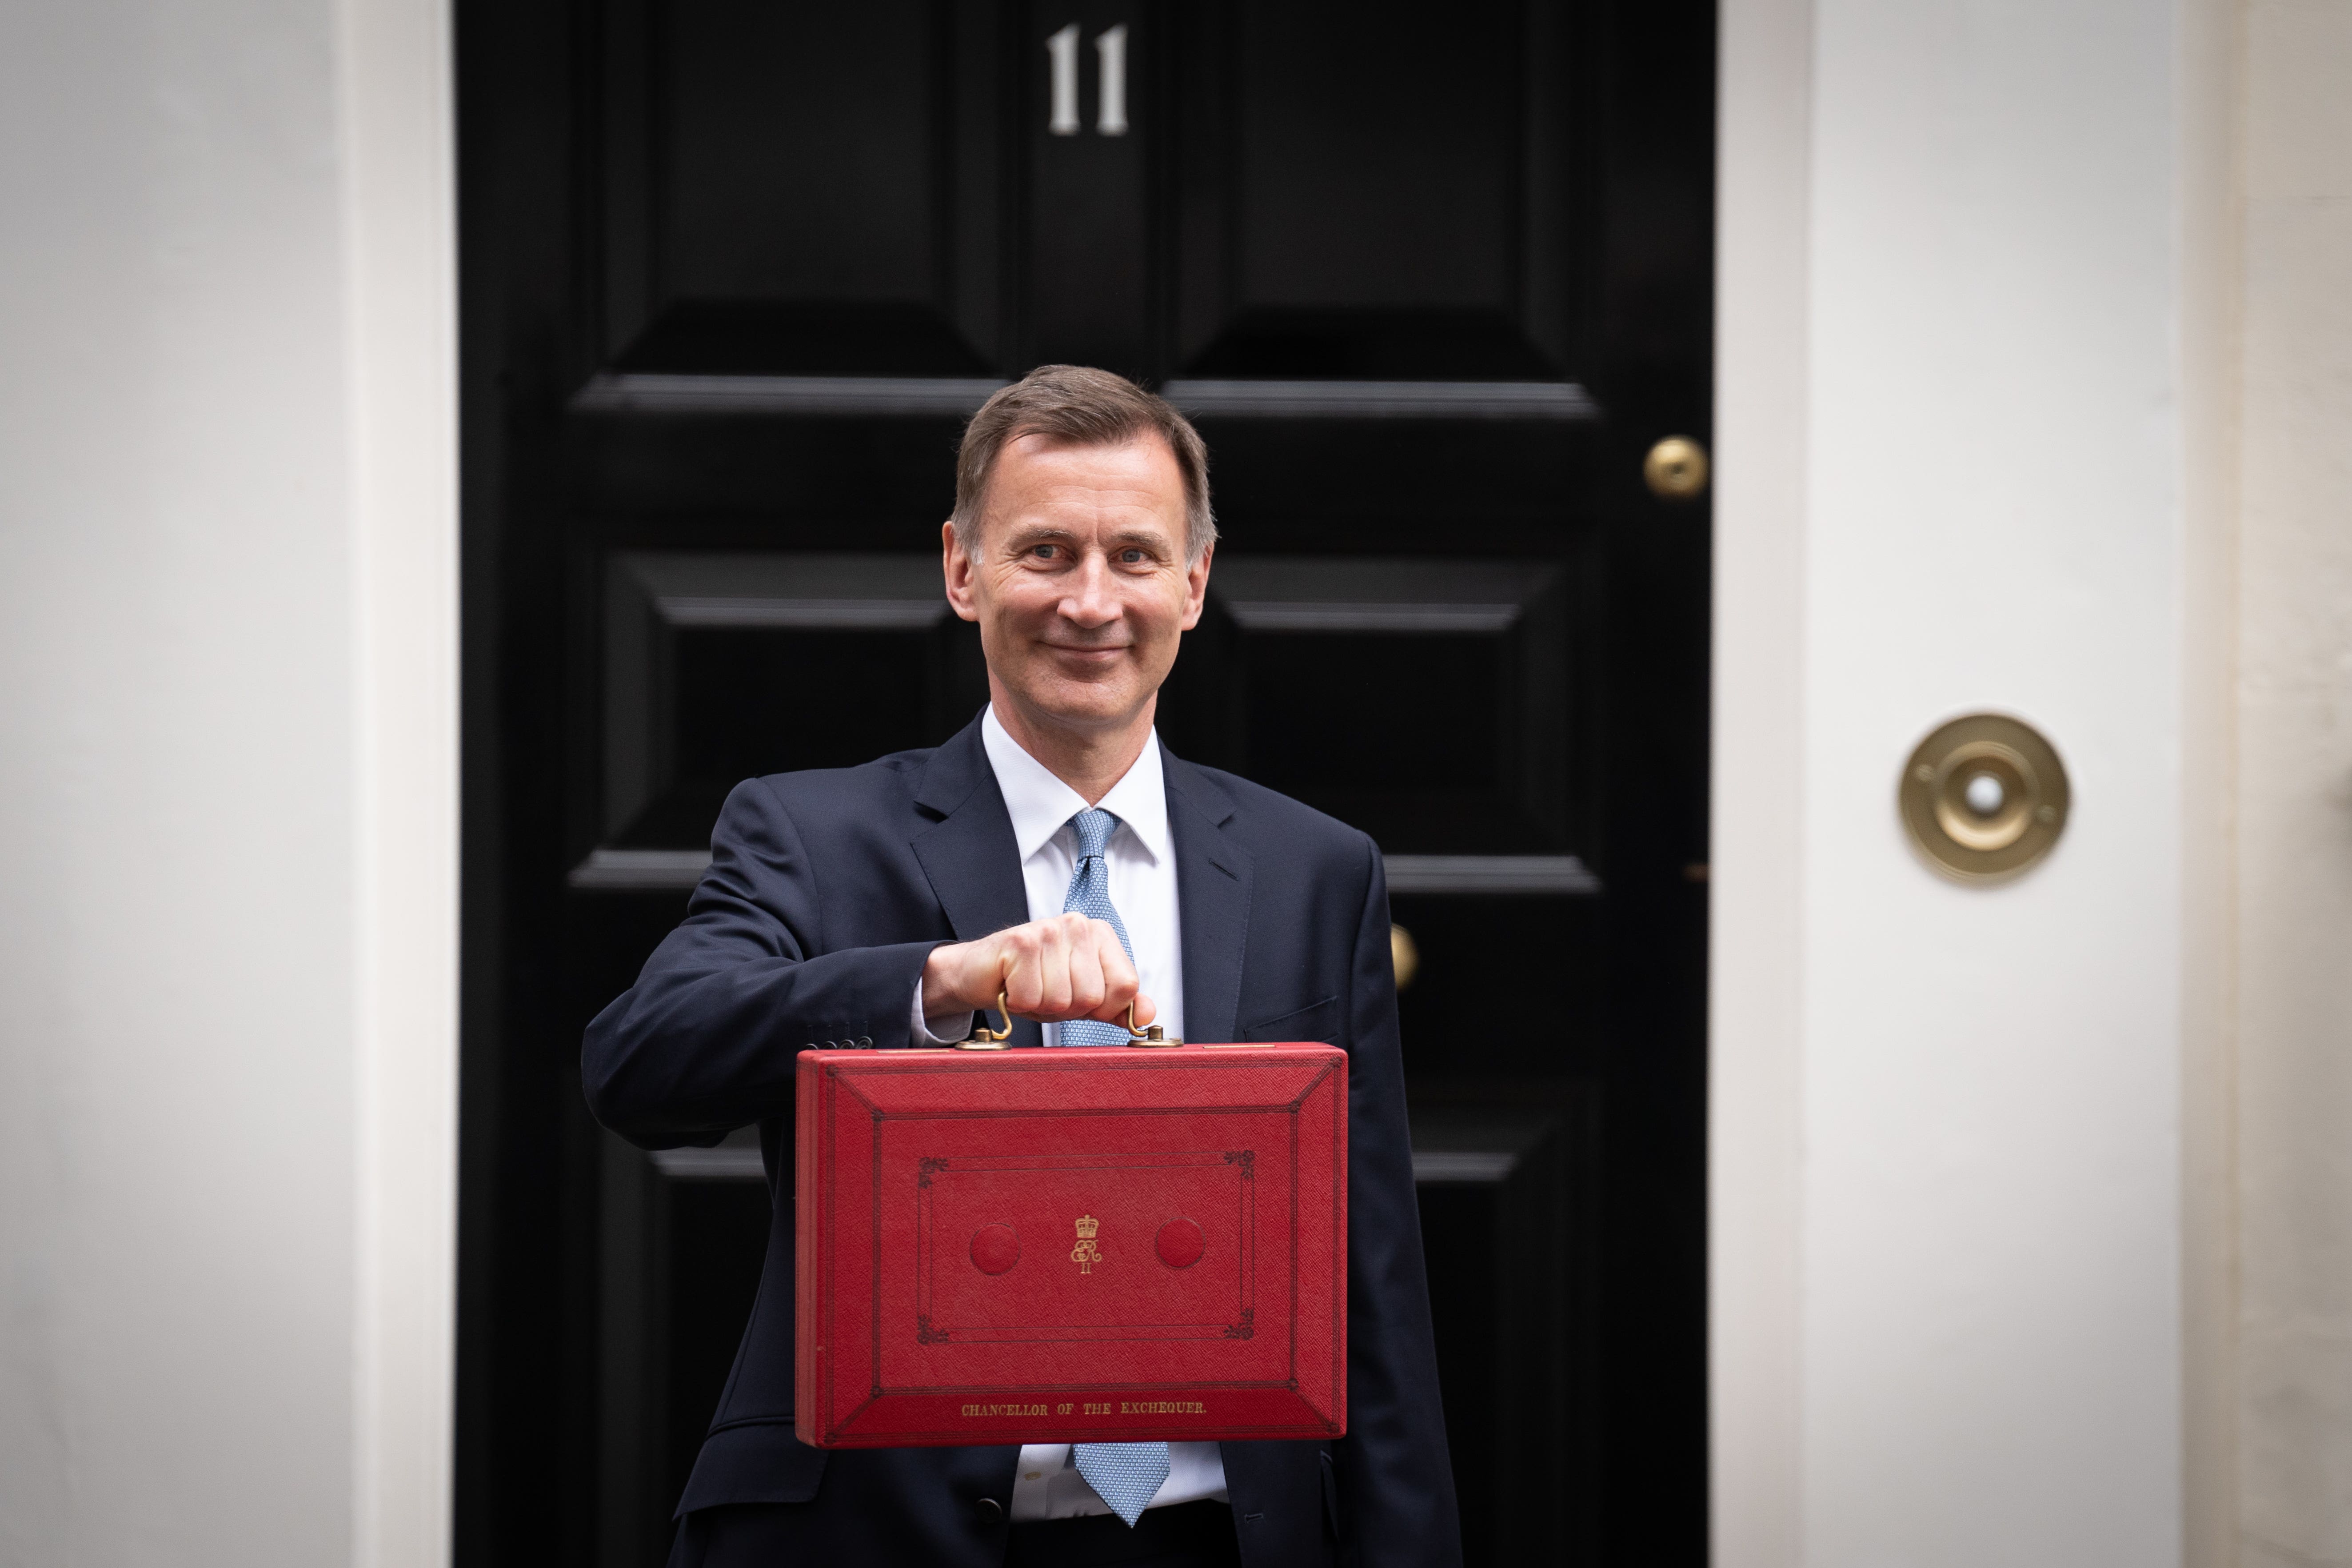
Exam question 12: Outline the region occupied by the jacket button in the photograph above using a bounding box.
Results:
[974,1496,1003,1524]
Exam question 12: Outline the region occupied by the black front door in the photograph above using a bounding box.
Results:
[456,3,1713,1564]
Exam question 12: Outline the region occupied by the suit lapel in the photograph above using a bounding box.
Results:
[909,720,1044,1048]
[1163,743,1253,1046]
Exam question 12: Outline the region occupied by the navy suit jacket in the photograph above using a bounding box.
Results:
[583,717,1461,1567]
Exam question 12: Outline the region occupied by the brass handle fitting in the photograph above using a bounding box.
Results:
[1124,999,1181,1048]
[954,993,1182,1048]
[955,991,1014,1050]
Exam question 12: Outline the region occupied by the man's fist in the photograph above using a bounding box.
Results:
[920,913,1155,1027]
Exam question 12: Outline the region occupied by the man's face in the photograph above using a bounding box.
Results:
[943,431,1211,740]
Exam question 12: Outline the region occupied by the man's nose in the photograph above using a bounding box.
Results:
[1058,555,1124,625]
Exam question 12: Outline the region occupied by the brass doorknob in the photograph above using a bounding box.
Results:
[1389,924,1419,991]
[1898,713,2070,882]
[1643,435,1710,500]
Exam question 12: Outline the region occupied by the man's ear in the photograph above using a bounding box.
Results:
[1177,543,1214,631]
[942,520,981,623]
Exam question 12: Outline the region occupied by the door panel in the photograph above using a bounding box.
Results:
[602,0,1005,372]
[1188,557,1582,857]
[459,0,1713,1561]
[1411,1100,1597,1568]
[1169,0,1589,379]
[597,1132,772,1568]
[602,553,985,846]
[661,2,946,303]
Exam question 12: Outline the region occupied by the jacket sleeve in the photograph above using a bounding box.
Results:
[582,777,942,1148]
[1334,836,1464,1567]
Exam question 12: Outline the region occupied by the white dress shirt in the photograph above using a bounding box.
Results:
[908,705,1227,1522]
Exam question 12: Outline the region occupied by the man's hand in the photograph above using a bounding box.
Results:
[921,913,1155,1027]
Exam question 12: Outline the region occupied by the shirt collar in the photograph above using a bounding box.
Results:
[980,704,1171,868]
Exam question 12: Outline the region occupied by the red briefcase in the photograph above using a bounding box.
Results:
[794,1038,1347,1448]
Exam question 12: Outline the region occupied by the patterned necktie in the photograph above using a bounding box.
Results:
[1054,807,1172,1524]
[1056,808,1140,1049]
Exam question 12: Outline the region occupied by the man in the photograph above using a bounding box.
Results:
[584,366,1460,1568]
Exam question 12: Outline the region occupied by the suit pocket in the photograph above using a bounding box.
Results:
[1242,994,1342,1044]
[679,1419,829,1511]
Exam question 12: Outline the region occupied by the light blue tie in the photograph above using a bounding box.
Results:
[1054,808,1171,1524]
[1056,808,1141,1049]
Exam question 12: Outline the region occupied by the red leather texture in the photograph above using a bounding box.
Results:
[795,1043,1348,1448]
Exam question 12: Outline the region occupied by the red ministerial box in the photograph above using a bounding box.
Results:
[795,1043,1347,1448]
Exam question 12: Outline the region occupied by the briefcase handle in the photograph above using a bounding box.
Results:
[956,994,1014,1050]
[954,994,1182,1050]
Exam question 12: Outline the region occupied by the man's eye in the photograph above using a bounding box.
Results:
[1030,544,1058,560]
[1119,549,1146,564]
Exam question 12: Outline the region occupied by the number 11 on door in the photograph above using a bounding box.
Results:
[1046,23,1128,137]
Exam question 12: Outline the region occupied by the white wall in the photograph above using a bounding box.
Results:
[1714,0,2211,1563]
[0,1,456,1564]
[1718,0,2352,1565]
[2229,3,2352,1563]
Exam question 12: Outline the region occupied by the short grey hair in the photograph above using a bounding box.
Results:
[950,365,1217,564]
